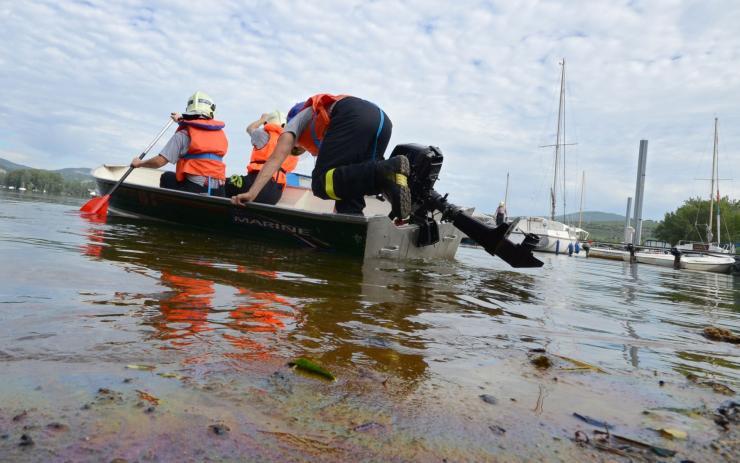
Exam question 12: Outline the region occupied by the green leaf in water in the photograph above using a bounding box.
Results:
[288,358,336,381]
[126,364,155,371]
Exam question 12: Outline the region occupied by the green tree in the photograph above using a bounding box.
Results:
[2,168,92,197]
[655,197,740,247]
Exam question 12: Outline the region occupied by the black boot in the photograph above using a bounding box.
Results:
[375,156,411,220]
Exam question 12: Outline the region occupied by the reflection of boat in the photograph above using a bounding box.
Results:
[92,165,463,260]
[512,59,586,254]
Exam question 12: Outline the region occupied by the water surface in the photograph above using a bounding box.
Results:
[1,191,738,462]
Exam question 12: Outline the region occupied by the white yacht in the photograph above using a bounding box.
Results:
[511,59,586,255]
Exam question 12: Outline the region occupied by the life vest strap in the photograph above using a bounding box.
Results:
[182,152,223,161]
[310,114,322,151]
[371,106,384,161]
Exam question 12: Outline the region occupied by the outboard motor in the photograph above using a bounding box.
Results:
[389,144,543,268]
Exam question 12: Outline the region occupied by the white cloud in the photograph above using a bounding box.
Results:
[1,0,739,219]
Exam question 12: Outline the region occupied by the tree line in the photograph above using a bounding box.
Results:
[0,169,93,197]
[654,197,739,247]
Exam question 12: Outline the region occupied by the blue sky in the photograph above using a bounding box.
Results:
[2,0,739,219]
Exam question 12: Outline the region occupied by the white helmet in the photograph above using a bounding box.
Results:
[184,91,216,119]
[499,201,505,207]
[266,110,287,127]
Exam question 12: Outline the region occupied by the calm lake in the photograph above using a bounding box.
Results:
[1,190,738,462]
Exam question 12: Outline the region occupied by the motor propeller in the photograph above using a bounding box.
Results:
[390,144,543,268]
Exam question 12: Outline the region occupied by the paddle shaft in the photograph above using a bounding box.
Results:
[105,119,175,195]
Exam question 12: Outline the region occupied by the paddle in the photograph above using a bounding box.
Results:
[80,119,175,216]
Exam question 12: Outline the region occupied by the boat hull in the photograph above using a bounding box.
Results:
[587,246,627,261]
[92,166,463,260]
[511,217,581,255]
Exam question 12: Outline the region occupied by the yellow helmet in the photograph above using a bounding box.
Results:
[266,110,287,127]
[184,91,216,119]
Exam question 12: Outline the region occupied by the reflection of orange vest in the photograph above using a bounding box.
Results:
[296,94,348,156]
[175,119,228,182]
[247,123,298,185]
[158,272,214,342]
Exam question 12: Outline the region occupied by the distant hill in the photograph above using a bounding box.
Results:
[0,157,29,173]
[557,211,625,223]
[0,157,92,181]
[54,167,94,182]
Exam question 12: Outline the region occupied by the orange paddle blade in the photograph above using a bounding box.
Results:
[79,194,110,215]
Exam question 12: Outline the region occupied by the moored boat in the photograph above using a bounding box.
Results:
[511,216,581,255]
[632,250,734,273]
[587,244,627,261]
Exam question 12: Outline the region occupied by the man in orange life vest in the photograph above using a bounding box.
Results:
[131,91,228,196]
[230,94,411,219]
[224,111,301,205]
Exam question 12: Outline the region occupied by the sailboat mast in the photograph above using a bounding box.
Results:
[715,118,721,245]
[504,172,510,207]
[708,117,717,244]
[551,59,565,221]
[578,171,585,230]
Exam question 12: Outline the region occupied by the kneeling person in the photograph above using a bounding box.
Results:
[231,94,410,220]
[131,91,228,196]
[225,111,300,204]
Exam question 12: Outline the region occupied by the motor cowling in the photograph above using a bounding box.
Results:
[388,144,543,268]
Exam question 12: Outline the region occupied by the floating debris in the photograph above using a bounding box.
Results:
[645,406,703,419]
[135,390,160,405]
[157,372,185,380]
[125,364,155,371]
[353,422,385,433]
[573,430,589,444]
[653,428,687,440]
[703,326,740,344]
[714,400,739,429]
[12,411,27,422]
[489,425,506,435]
[18,433,33,447]
[209,424,230,435]
[554,355,606,373]
[572,412,613,430]
[46,422,68,432]
[530,355,552,369]
[287,358,336,381]
[479,394,497,405]
[686,373,736,396]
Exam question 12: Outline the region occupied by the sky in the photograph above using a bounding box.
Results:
[1,0,739,219]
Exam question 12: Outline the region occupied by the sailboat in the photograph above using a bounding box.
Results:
[511,59,583,254]
[676,118,735,255]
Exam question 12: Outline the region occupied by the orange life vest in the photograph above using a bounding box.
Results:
[175,119,228,182]
[295,93,348,156]
[247,123,298,185]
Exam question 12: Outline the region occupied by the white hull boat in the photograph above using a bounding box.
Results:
[511,216,582,255]
[628,250,733,273]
